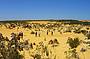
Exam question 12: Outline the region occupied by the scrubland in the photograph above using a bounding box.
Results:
[0,20,90,59]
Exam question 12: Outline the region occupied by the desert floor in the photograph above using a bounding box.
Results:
[0,21,90,59]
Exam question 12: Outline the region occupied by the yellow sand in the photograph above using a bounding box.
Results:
[0,21,90,59]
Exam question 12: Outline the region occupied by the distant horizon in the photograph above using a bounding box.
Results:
[0,18,90,21]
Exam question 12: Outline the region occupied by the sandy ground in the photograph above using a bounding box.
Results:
[0,21,90,59]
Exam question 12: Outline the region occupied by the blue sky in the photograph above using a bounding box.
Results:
[0,0,90,20]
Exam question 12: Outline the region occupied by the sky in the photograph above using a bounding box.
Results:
[0,0,90,20]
